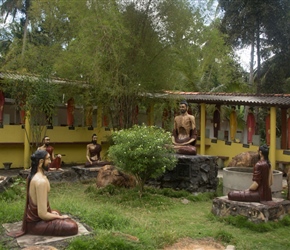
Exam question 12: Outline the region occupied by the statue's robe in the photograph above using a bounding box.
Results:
[7,181,78,238]
[45,146,61,170]
[228,160,272,202]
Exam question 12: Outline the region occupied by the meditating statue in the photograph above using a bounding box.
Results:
[228,145,273,202]
[85,134,109,167]
[38,136,62,171]
[7,150,78,237]
[172,100,197,155]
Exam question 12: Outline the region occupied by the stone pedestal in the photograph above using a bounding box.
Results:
[71,166,102,181]
[3,162,12,170]
[19,169,79,182]
[150,154,218,193]
[16,155,218,193]
[18,166,102,182]
[212,196,290,223]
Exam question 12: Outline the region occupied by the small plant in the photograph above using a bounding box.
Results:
[108,124,177,196]
[215,179,224,197]
[215,230,234,243]
[0,177,26,202]
[145,187,215,201]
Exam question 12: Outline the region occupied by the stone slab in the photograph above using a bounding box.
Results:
[72,166,102,181]
[11,166,103,183]
[0,176,13,192]
[3,219,91,249]
[19,169,80,182]
[212,196,290,223]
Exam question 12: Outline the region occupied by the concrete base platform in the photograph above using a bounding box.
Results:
[212,196,290,223]
[72,166,102,181]
[3,219,91,249]
[18,166,102,183]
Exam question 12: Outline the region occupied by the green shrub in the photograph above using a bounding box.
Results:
[215,230,234,243]
[221,215,282,232]
[280,215,290,226]
[108,125,177,196]
[0,177,25,202]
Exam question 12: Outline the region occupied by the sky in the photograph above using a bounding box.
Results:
[189,0,253,71]
[235,47,252,72]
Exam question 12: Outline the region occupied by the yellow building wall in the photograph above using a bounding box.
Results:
[0,126,25,167]
[199,138,260,166]
[0,144,24,168]
[196,138,290,169]
[0,125,112,169]
[1,126,290,170]
[0,125,24,143]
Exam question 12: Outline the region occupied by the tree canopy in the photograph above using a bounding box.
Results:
[218,0,290,93]
[1,0,247,129]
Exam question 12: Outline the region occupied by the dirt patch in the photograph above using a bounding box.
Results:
[163,237,225,250]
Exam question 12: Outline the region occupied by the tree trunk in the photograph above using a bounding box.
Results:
[21,15,29,64]
[249,39,255,85]
[256,18,261,94]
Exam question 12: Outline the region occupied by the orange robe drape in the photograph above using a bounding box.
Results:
[247,112,255,144]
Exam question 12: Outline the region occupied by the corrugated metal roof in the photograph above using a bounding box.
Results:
[0,71,85,86]
[1,72,290,107]
[164,91,290,107]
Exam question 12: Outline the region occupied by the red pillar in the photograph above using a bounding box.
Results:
[0,91,4,125]
[67,98,74,126]
[246,108,255,144]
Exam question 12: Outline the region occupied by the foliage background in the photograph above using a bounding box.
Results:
[0,0,248,130]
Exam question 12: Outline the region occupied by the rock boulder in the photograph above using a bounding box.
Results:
[96,165,136,188]
[227,151,259,168]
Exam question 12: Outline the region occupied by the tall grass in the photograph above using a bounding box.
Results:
[1,178,290,250]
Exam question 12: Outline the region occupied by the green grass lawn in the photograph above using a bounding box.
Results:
[1,178,290,250]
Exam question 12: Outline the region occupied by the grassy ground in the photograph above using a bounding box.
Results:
[1,178,290,250]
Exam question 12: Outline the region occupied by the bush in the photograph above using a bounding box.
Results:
[108,124,177,196]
